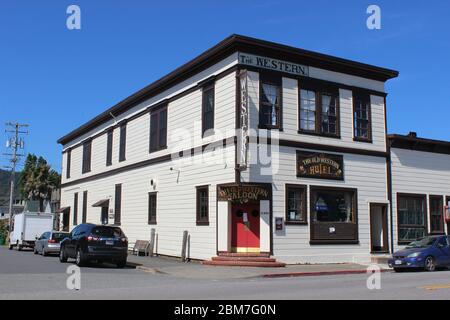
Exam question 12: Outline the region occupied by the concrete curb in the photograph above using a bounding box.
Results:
[261,268,392,278]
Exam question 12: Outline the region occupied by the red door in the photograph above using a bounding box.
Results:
[231,203,260,253]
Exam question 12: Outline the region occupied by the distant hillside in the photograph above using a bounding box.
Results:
[0,169,19,206]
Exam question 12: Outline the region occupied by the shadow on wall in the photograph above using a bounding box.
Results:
[394,149,450,172]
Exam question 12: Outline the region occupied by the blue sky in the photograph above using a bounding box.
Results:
[1,0,449,172]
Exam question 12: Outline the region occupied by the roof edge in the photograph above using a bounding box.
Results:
[58,34,399,145]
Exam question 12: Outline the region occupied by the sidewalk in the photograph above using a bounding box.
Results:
[127,254,391,280]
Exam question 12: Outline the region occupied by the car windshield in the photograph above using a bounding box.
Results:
[91,226,123,238]
[52,233,69,242]
[406,237,437,249]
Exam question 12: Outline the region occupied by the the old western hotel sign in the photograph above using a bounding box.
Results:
[297,151,344,180]
[218,185,270,203]
[238,53,309,77]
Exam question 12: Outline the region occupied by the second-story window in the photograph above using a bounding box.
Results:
[259,75,282,129]
[202,84,215,137]
[353,93,372,142]
[150,106,168,153]
[119,123,127,162]
[299,89,316,132]
[299,81,340,138]
[82,140,92,174]
[320,93,338,135]
[106,129,113,166]
[66,149,71,179]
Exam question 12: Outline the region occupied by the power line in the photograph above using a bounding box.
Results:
[4,122,29,240]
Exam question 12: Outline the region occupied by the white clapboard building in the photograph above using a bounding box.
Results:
[57,35,450,265]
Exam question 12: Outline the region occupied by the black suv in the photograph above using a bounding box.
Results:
[60,224,128,268]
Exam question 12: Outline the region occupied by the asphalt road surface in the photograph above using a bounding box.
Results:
[1,246,450,300]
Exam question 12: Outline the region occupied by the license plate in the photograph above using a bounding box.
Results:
[105,240,114,245]
[395,260,403,265]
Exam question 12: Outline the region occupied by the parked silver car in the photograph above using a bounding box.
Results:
[34,231,70,256]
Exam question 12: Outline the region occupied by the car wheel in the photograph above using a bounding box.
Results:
[116,260,127,269]
[59,248,68,263]
[75,248,86,267]
[424,256,436,272]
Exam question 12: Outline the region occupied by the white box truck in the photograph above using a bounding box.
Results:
[9,213,54,250]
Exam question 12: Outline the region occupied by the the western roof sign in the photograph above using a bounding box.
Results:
[238,52,309,76]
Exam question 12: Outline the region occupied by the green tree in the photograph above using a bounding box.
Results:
[19,154,61,211]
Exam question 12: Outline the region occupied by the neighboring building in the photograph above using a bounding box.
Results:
[57,35,448,264]
[0,199,25,220]
[389,133,450,252]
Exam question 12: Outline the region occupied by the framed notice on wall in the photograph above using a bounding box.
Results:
[297,151,344,180]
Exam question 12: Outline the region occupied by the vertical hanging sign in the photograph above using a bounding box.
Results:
[238,70,249,170]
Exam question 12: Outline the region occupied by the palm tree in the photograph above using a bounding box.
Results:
[19,154,60,212]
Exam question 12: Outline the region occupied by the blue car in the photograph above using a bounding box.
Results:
[388,235,450,272]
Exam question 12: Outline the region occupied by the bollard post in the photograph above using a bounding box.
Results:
[181,230,188,262]
[149,228,156,257]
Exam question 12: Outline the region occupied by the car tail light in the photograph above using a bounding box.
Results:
[87,235,99,242]
[120,237,128,244]
[48,239,56,244]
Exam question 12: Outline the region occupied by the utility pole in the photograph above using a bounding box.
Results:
[4,122,28,240]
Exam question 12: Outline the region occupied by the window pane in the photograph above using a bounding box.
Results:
[398,195,426,241]
[260,83,280,127]
[354,97,371,139]
[287,187,305,222]
[312,189,354,223]
[300,90,316,131]
[430,197,443,233]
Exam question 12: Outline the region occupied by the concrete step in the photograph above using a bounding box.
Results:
[212,256,277,263]
[217,252,271,258]
[202,260,286,268]
[371,255,391,264]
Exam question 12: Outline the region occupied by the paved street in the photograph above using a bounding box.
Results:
[1,246,450,300]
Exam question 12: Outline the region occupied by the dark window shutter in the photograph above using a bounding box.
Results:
[106,130,113,166]
[66,149,71,179]
[73,193,78,225]
[119,124,126,162]
[159,109,167,148]
[115,184,122,225]
[82,191,88,223]
[82,141,92,173]
[202,86,215,136]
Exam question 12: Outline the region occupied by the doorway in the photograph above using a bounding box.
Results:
[370,203,389,253]
[231,203,260,253]
[62,210,70,231]
[101,207,108,225]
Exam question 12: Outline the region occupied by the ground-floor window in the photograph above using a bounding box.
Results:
[196,186,209,225]
[310,187,358,243]
[285,184,307,224]
[397,194,427,244]
[430,195,444,234]
[148,192,157,225]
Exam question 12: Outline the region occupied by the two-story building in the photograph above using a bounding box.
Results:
[57,35,450,265]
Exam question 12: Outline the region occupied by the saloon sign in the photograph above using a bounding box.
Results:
[218,185,270,203]
[297,151,344,180]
